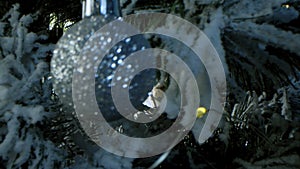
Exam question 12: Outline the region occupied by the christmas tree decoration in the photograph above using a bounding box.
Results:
[51,0,164,166]
[1,0,300,168]
[51,0,156,121]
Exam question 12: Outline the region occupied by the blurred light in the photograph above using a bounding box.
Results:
[196,107,207,118]
[49,13,75,32]
[282,4,290,9]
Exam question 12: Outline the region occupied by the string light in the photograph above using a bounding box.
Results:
[282,4,290,9]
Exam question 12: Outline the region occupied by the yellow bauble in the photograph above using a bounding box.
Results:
[196,107,207,118]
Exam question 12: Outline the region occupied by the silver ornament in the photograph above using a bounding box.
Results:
[51,1,156,122]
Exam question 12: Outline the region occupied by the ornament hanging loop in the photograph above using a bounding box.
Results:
[82,0,121,18]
